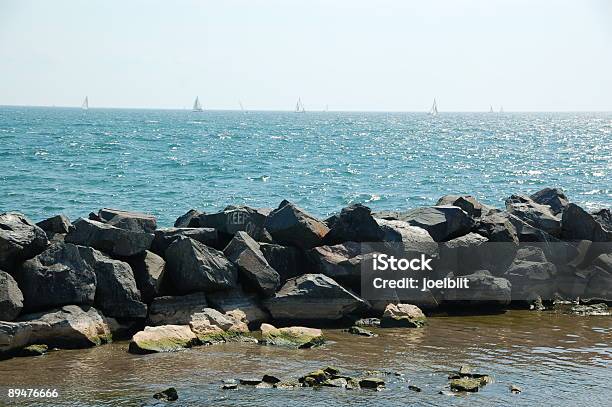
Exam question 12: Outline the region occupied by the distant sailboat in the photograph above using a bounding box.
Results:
[295,98,306,113]
[489,105,494,113]
[429,98,438,116]
[81,97,89,110]
[324,104,329,112]
[500,106,504,113]
[239,100,246,113]
[192,97,203,112]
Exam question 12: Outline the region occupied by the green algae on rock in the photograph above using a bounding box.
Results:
[259,323,325,348]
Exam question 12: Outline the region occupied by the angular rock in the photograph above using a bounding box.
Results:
[593,253,612,272]
[265,200,330,249]
[591,208,612,232]
[562,203,612,242]
[529,188,569,215]
[506,260,557,300]
[174,209,203,228]
[18,243,96,312]
[148,292,209,325]
[359,377,385,389]
[450,377,481,392]
[259,243,306,283]
[354,317,381,327]
[188,308,249,343]
[583,267,612,301]
[207,287,269,326]
[0,212,49,271]
[66,218,153,257]
[98,208,157,233]
[515,246,547,263]
[153,388,178,402]
[152,227,220,255]
[264,274,366,321]
[260,323,324,348]
[0,270,23,321]
[223,231,280,296]
[128,325,199,354]
[439,233,489,275]
[346,326,377,337]
[307,242,364,288]
[165,237,237,294]
[473,212,519,243]
[78,247,146,319]
[0,305,116,354]
[17,344,48,357]
[193,205,269,241]
[36,215,73,235]
[436,195,491,218]
[376,219,438,257]
[443,270,511,307]
[323,204,385,245]
[124,250,165,303]
[569,303,609,316]
[381,303,426,328]
[505,194,561,236]
[399,206,474,242]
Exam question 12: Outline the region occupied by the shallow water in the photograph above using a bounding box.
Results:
[1,311,610,406]
[0,108,610,224]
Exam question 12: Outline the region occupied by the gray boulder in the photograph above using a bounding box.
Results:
[583,267,612,301]
[529,188,569,215]
[207,287,269,326]
[78,247,147,319]
[443,270,511,307]
[474,212,519,243]
[307,242,364,288]
[165,237,237,293]
[323,204,385,245]
[223,231,280,296]
[265,201,330,249]
[436,195,491,219]
[505,259,557,301]
[125,250,166,303]
[259,243,306,283]
[193,205,269,241]
[561,204,612,242]
[376,219,438,257]
[66,218,153,257]
[152,227,220,255]
[439,233,489,275]
[98,208,157,233]
[399,206,474,242]
[147,292,209,325]
[591,209,612,232]
[174,209,203,228]
[0,271,23,321]
[36,214,73,235]
[505,194,561,236]
[18,243,96,312]
[593,253,612,272]
[128,324,199,354]
[0,212,49,271]
[264,274,366,321]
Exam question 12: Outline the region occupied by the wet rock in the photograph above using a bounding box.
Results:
[174,209,203,228]
[152,227,220,255]
[17,344,48,357]
[506,259,556,300]
[0,305,116,354]
[505,194,561,236]
[222,383,238,390]
[381,303,426,328]
[299,369,329,386]
[561,203,612,242]
[0,212,49,271]
[530,187,569,215]
[443,270,511,307]
[18,243,96,312]
[207,287,269,326]
[323,204,385,244]
[359,377,385,389]
[323,378,348,388]
[78,247,147,319]
[376,219,438,257]
[437,195,491,219]
[346,326,377,337]
[0,270,23,321]
[583,267,612,302]
[307,242,364,288]
[66,218,153,257]
[265,200,330,249]
[148,292,209,326]
[260,243,306,283]
[408,385,422,392]
[128,325,199,354]
[223,231,280,296]
[124,250,165,303]
[530,296,546,311]
[263,274,366,321]
[194,205,269,241]
[354,317,381,327]
[593,253,612,272]
[153,387,178,401]
[399,206,474,242]
[165,237,237,294]
[188,308,249,344]
[260,323,324,348]
[450,377,481,392]
[36,215,73,236]
[569,303,609,316]
[510,384,522,394]
[239,378,262,385]
[262,374,281,384]
[98,208,157,234]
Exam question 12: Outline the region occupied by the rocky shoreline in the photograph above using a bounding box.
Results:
[1,188,611,362]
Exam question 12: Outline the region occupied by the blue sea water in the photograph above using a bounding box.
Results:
[0,106,610,226]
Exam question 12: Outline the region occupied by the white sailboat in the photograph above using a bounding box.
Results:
[429,98,438,116]
[192,97,203,112]
[81,96,89,110]
[295,98,305,113]
[489,105,494,113]
[239,100,246,113]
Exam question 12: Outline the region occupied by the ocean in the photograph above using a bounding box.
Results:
[0,107,610,225]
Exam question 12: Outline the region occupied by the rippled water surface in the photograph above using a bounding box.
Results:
[0,107,610,224]
[0,311,610,406]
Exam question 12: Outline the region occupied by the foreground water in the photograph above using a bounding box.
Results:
[0,107,610,225]
[0,311,610,406]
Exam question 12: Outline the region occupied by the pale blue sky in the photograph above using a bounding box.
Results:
[1,0,611,111]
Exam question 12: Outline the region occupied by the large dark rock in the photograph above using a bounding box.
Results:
[0,212,49,271]
[376,219,438,257]
[0,305,119,354]
[147,292,209,325]
[561,204,612,242]
[152,227,220,255]
[78,247,147,319]
[260,243,306,283]
[223,231,280,296]
[439,233,489,275]
[473,212,519,243]
[124,250,166,303]
[66,218,153,257]
[593,253,612,272]
[591,209,612,232]
[17,243,96,312]
[529,188,569,215]
[207,287,269,326]
[174,209,203,228]
[97,208,157,234]
[436,195,491,219]
[307,242,364,288]
[398,206,474,242]
[443,270,511,307]
[505,194,561,236]
[323,204,385,245]
[505,259,557,301]
[36,215,73,235]
[264,274,366,321]
[0,270,23,321]
[193,205,269,241]
[583,267,612,302]
[165,237,237,294]
[265,201,330,249]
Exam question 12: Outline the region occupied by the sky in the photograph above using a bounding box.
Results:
[0,0,611,111]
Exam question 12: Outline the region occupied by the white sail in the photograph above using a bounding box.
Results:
[239,100,245,112]
[429,98,438,116]
[193,97,203,112]
[295,97,305,113]
[489,105,494,113]
[81,96,88,110]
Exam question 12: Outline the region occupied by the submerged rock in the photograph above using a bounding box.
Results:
[66,218,153,257]
[128,325,199,354]
[16,344,48,357]
[153,387,178,401]
[354,317,381,327]
[0,270,23,321]
[569,303,609,316]
[260,323,324,348]
[265,200,330,249]
[450,377,481,392]
[381,303,426,328]
[510,384,522,394]
[346,326,377,337]
[0,212,49,271]
[358,377,385,389]
[98,208,157,234]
